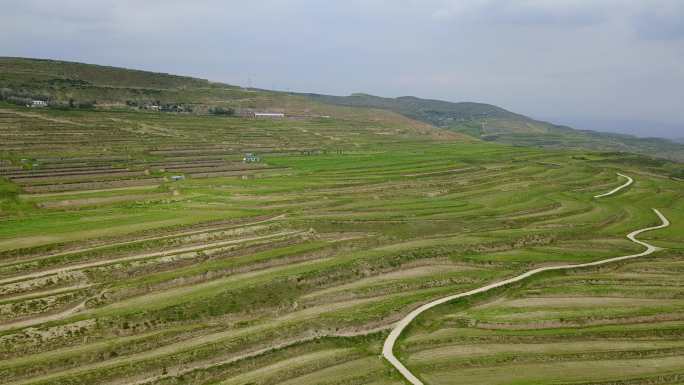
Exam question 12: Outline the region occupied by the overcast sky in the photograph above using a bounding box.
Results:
[2,0,683,138]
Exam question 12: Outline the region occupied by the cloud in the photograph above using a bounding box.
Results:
[0,0,683,136]
[629,1,684,40]
[430,0,611,26]
[429,0,684,41]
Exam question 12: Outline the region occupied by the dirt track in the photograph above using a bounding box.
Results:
[0,214,285,268]
[0,229,297,286]
[594,172,633,198]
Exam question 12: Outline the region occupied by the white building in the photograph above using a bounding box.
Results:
[243,153,260,163]
[254,112,285,119]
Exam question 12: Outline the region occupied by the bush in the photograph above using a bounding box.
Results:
[209,106,235,116]
[670,168,684,179]
[5,95,32,106]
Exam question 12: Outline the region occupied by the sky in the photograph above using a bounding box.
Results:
[2,0,683,139]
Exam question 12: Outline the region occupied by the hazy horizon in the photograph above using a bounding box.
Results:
[2,1,682,139]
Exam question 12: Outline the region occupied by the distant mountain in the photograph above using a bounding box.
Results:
[302,93,684,162]
[539,117,684,142]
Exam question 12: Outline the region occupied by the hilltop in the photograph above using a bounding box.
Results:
[0,57,212,89]
[1,57,682,161]
[0,57,461,142]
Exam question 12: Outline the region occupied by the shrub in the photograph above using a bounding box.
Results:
[209,106,235,116]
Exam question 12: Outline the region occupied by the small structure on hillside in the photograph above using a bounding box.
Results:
[170,175,185,182]
[243,153,260,163]
[300,149,322,156]
[253,112,285,119]
[31,100,48,108]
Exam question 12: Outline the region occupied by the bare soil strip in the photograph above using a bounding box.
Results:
[0,228,296,286]
[0,214,285,268]
[0,300,86,332]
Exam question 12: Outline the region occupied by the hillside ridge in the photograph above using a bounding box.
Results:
[1,56,682,161]
[301,92,684,162]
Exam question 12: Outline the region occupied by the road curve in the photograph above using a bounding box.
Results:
[382,208,670,385]
[594,173,633,198]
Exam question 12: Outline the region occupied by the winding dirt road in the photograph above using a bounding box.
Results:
[383,174,669,385]
[594,172,633,198]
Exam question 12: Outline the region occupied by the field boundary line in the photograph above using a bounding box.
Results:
[0,228,296,286]
[382,207,670,385]
[0,214,286,268]
[0,300,87,332]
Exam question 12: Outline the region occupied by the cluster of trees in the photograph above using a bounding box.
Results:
[162,104,192,113]
[670,168,684,179]
[121,102,235,116]
[63,99,96,109]
[47,78,91,87]
[125,100,195,113]
[0,88,96,109]
[0,88,48,106]
[38,99,97,110]
[209,106,235,116]
[1,89,236,117]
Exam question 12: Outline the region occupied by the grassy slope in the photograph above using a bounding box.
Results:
[0,58,683,385]
[0,106,682,385]
[0,57,211,89]
[0,57,403,119]
[0,57,453,134]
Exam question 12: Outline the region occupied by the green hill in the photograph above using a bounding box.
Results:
[302,92,684,162]
[1,57,681,161]
[0,57,211,89]
[301,93,524,123]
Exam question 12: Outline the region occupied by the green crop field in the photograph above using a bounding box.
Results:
[0,60,683,385]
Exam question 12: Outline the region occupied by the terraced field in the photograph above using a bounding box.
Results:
[0,103,682,385]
